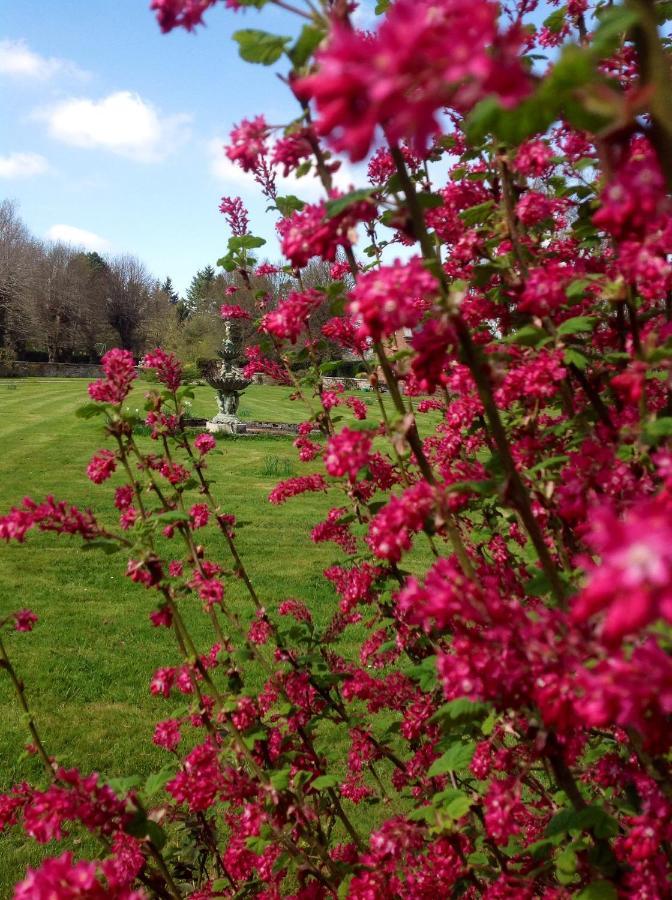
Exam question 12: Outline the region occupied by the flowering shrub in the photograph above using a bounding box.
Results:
[4,0,672,896]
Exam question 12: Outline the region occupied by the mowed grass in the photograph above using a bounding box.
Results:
[0,379,427,892]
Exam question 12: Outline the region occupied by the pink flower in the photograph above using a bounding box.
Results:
[593,137,669,240]
[261,290,323,343]
[88,349,136,405]
[153,718,182,751]
[268,474,327,505]
[151,0,218,32]
[513,140,554,177]
[324,562,381,613]
[13,609,38,632]
[194,433,216,455]
[142,348,182,392]
[114,485,134,510]
[220,304,251,320]
[277,198,375,269]
[225,116,269,173]
[0,496,100,544]
[86,449,116,485]
[242,345,291,385]
[321,316,369,354]
[484,778,527,845]
[366,481,436,562]
[219,195,249,236]
[346,395,368,420]
[167,740,224,811]
[295,1,530,161]
[271,128,314,178]
[573,495,672,643]
[515,191,566,227]
[324,427,373,480]
[190,503,210,529]
[347,257,439,342]
[311,507,357,554]
[248,611,273,646]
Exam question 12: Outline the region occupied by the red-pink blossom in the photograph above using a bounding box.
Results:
[573,495,672,643]
[142,348,182,392]
[225,116,269,173]
[194,433,216,455]
[220,304,251,320]
[277,198,375,269]
[323,427,373,480]
[268,474,326,505]
[347,257,439,342]
[13,609,38,632]
[153,718,182,751]
[296,1,530,161]
[219,194,249,236]
[261,290,322,343]
[88,349,136,405]
[86,449,117,485]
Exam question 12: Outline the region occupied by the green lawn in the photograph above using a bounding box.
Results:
[0,378,422,892]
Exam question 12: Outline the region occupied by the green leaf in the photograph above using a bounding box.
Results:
[217,254,237,272]
[311,774,339,790]
[229,234,267,251]
[408,655,438,692]
[431,698,488,725]
[577,882,617,900]
[416,192,445,210]
[233,29,291,65]
[504,325,549,347]
[445,794,473,819]
[642,417,672,443]
[75,402,107,419]
[564,348,589,370]
[325,188,377,219]
[107,775,142,796]
[289,25,325,67]
[246,835,273,853]
[375,0,390,12]
[592,6,640,56]
[557,316,597,336]
[275,194,306,217]
[156,510,190,524]
[543,6,567,34]
[459,200,495,227]
[270,768,291,790]
[144,764,177,797]
[427,741,475,777]
[145,820,167,850]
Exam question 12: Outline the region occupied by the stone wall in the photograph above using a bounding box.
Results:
[322,375,371,391]
[0,361,105,379]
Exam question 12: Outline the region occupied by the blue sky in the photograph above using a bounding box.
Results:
[0,1,374,293]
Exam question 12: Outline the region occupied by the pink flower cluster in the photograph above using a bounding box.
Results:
[347,257,439,342]
[296,0,530,161]
[88,349,136,405]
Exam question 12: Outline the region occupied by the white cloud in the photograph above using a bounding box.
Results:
[207,138,367,200]
[46,224,110,252]
[36,91,190,161]
[0,38,87,80]
[0,152,49,179]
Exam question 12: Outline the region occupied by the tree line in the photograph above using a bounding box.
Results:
[0,199,346,368]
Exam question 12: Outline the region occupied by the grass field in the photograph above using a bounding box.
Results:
[0,378,422,892]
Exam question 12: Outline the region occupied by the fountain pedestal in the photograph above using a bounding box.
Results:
[200,318,252,435]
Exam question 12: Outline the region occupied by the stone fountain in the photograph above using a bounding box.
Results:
[200,317,252,434]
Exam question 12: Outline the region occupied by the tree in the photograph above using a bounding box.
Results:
[185,264,216,314]
[161,276,180,305]
[105,255,153,352]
